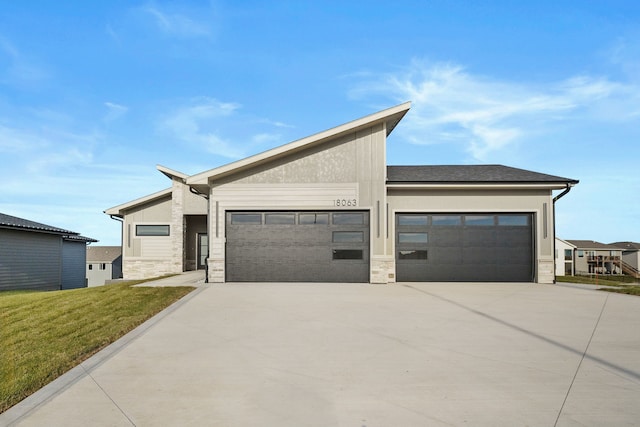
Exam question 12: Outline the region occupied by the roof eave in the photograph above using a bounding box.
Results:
[104,187,173,216]
[386,182,575,190]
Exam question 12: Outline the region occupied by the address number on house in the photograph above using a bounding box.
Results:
[335,198,357,207]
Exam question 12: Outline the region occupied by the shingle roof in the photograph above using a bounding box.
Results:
[610,241,640,251]
[566,240,622,250]
[0,212,76,235]
[87,246,122,262]
[387,165,579,184]
[0,212,97,242]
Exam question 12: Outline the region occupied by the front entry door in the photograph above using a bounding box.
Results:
[197,233,208,270]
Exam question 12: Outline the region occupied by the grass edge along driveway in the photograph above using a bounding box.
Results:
[0,279,195,413]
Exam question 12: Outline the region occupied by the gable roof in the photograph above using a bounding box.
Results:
[566,240,622,250]
[104,187,173,217]
[387,165,579,186]
[0,212,96,242]
[610,241,640,251]
[186,102,411,190]
[87,246,122,262]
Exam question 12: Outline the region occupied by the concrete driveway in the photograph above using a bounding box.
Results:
[3,281,640,426]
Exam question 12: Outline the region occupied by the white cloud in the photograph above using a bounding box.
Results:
[350,60,640,161]
[104,102,129,122]
[0,35,48,85]
[161,97,244,158]
[141,3,213,38]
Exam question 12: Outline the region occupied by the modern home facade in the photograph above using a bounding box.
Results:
[106,103,578,284]
[0,212,96,291]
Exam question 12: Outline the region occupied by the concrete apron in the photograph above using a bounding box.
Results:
[3,282,640,426]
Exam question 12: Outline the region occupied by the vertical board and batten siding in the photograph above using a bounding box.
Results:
[0,229,62,291]
[61,240,87,289]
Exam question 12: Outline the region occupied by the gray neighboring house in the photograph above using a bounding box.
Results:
[106,102,579,284]
[566,240,624,276]
[0,213,97,291]
[86,246,123,286]
[610,241,640,278]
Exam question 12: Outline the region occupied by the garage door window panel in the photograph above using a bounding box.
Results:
[299,213,329,225]
[333,213,365,225]
[398,232,428,243]
[231,214,262,224]
[465,215,495,226]
[398,215,428,226]
[332,231,364,243]
[398,250,428,260]
[498,215,529,226]
[265,213,296,224]
[432,215,462,226]
[332,249,363,260]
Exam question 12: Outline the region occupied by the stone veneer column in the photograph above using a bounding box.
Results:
[170,179,185,274]
[537,257,555,283]
[371,256,396,284]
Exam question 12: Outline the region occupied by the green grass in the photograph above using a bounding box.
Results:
[557,275,640,296]
[0,280,195,413]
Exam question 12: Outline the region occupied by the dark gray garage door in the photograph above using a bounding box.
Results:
[226,211,369,282]
[396,213,534,282]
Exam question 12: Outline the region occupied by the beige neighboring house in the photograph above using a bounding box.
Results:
[105,102,579,284]
[611,241,640,278]
[566,240,624,276]
[86,246,122,286]
[555,238,576,276]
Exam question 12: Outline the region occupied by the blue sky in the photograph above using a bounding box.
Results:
[1,1,638,246]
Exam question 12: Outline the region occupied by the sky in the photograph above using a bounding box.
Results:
[1,1,639,246]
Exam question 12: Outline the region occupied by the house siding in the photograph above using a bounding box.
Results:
[62,240,87,289]
[0,229,61,291]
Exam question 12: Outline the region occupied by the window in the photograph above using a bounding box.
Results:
[497,215,529,226]
[333,213,364,225]
[398,232,428,243]
[231,214,261,224]
[578,250,584,257]
[299,213,329,225]
[333,231,364,242]
[136,225,170,236]
[88,264,93,270]
[332,249,363,260]
[100,263,106,270]
[398,215,428,226]
[431,215,461,226]
[398,250,428,260]
[564,249,572,260]
[265,213,295,224]
[465,215,494,226]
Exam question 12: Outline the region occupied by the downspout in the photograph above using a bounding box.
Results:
[189,187,210,283]
[552,183,573,283]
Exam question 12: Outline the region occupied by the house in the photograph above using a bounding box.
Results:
[0,212,97,291]
[105,102,578,284]
[555,238,576,276]
[86,246,123,286]
[566,240,623,275]
[610,241,640,278]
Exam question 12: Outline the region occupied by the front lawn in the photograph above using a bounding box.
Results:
[556,275,640,296]
[0,280,195,413]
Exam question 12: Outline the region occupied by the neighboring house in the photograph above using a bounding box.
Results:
[106,102,578,284]
[555,238,576,276]
[566,240,623,275]
[610,241,640,278]
[86,246,123,286]
[0,212,97,291]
